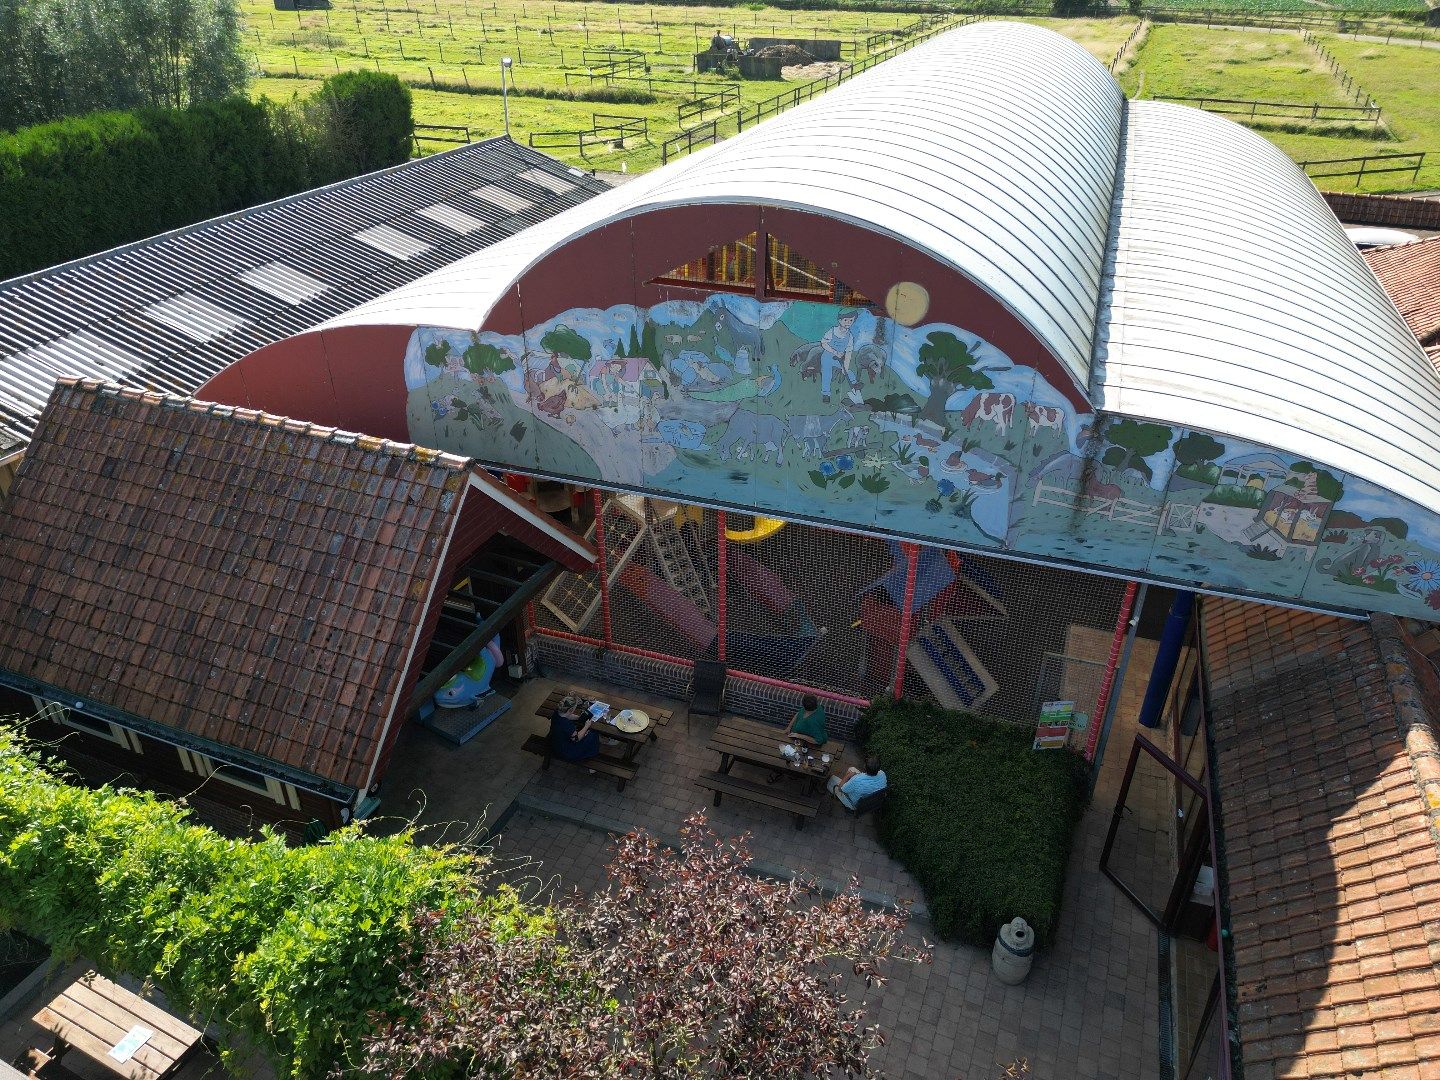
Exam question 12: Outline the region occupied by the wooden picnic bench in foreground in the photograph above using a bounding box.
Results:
[522,686,673,791]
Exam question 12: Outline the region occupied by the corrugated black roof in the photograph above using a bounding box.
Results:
[0,138,609,458]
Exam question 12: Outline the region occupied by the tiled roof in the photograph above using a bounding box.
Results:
[0,140,608,453]
[1365,235,1440,358]
[0,379,471,794]
[1203,599,1440,1080]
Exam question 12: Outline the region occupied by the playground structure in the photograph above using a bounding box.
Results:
[533,493,1126,729]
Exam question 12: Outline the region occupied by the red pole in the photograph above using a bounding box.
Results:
[592,490,613,647]
[1085,580,1139,762]
[893,542,921,700]
[715,509,728,663]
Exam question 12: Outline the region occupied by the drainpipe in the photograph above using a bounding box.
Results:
[1137,590,1195,729]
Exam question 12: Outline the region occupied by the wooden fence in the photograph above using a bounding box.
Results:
[1301,151,1427,186]
[1155,95,1382,124]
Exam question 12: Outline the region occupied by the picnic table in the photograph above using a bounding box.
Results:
[28,971,204,1080]
[697,716,835,829]
[523,686,673,790]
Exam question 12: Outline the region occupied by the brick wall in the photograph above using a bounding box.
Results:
[1323,191,1440,230]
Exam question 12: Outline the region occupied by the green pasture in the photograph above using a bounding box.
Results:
[245,4,1440,190]
[1016,15,1140,63]
[240,0,945,171]
[1124,22,1440,191]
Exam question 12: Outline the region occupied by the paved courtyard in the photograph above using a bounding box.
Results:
[379,639,1166,1080]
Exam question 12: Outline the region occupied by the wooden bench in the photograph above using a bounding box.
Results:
[695,770,822,830]
[522,734,638,791]
[10,1048,84,1080]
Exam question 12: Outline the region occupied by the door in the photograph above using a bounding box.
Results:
[1099,733,1211,930]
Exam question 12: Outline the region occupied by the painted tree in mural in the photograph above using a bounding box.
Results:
[1172,432,1225,483]
[915,332,992,426]
[1288,462,1343,503]
[1101,420,1172,481]
[463,339,514,376]
[540,325,592,361]
[423,341,453,368]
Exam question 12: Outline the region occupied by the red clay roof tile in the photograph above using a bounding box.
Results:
[1204,599,1440,1080]
[0,379,473,792]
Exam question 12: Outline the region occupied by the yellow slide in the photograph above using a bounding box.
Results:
[726,516,785,543]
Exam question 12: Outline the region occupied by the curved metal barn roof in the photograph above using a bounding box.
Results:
[1099,100,1440,513]
[322,20,1440,515]
[323,21,1126,396]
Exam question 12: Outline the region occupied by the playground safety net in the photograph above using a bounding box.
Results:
[531,493,1131,731]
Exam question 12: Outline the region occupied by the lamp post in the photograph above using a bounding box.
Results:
[501,56,513,140]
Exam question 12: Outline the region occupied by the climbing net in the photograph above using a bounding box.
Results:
[533,492,1130,727]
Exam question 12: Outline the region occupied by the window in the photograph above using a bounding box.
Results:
[650,232,870,305]
[33,697,141,752]
[178,748,295,807]
[652,231,758,294]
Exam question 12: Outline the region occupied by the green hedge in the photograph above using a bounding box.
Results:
[0,726,524,1079]
[0,72,413,281]
[863,698,1087,949]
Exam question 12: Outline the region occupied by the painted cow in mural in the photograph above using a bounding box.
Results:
[957,392,1015,436]
[712,408,789,466]
[1023,402,1065,437]
[789,341,885,385]
[787,408,853,457]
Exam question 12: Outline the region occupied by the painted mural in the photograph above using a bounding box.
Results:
[401,293,1440,621]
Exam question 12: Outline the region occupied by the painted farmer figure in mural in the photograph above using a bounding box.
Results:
[820,309,865,406]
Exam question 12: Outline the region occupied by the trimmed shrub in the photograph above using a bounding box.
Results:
[311,69,414,179]
[0,725,510,1079]
[863,698,1087,949]
[0,72,413,280]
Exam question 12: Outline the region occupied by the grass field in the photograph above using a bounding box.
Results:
[240,0,959,171]
[1123,22,1440,191]
[243,3,1440,191]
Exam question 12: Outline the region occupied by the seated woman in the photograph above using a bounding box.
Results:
[785,694,829,748]
[828,758,888,811]
[548,694,600,762]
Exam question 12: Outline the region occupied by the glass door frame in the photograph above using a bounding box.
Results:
[1099,732,1212,930]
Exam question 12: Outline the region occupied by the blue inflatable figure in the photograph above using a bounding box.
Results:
[434,636,504,709]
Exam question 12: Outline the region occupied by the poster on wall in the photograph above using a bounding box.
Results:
[1033,700,1074,751]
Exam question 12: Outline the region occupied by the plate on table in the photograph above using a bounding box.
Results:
[613,709,649,733]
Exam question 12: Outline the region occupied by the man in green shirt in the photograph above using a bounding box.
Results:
[786,694,828,747]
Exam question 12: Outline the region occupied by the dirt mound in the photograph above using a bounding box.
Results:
[753,44,815,64]
[782,60,844,81]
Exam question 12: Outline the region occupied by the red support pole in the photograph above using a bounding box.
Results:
[715,509,728,663]
[893,541,921,700]
[592,490,613,647]
[1085,580,1139,762]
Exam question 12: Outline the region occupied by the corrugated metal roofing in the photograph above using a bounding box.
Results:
[317,20,1440,516]
[1098,101,1440,512]
[321,20,1124,399]
[0,139,610,456]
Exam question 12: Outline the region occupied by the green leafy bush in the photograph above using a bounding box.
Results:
[863,698,1087,948]
[0,71,413,280]
[311,70,414,179]
[0,726,507,1079]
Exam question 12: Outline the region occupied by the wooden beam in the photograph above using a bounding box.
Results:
[407,561,559,715]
